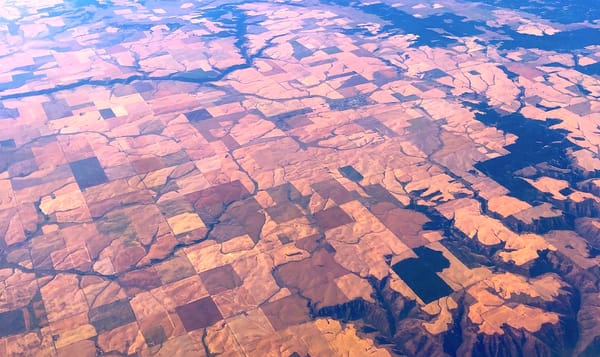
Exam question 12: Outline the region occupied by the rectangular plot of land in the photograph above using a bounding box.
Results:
[340,74,369,88]
[200,264,242,295]
[355,117,397,137]
[69,157,109,190]
[0,106,19,119]
[262,294,310,331]
[269,108,312,122]
[89,299,136,333]
[0,309,26,337]
[267,183,304,205]
[392,258,453,304]
[185,108,213,122]
[266,203,303,223]
[176,296,223,331]
[0,139,16,149]
[312,179,354,205]
[314,206,354,231]
[291,40,313,60]
[43,99,73,120]
[99,108,116,119]
[338,165,363,182]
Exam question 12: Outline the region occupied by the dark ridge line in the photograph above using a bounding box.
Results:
[0,72,223,101]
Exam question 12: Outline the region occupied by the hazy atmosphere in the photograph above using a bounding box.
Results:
[0,0,599,356]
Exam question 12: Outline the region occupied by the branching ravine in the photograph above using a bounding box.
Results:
[0,5,286,102]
